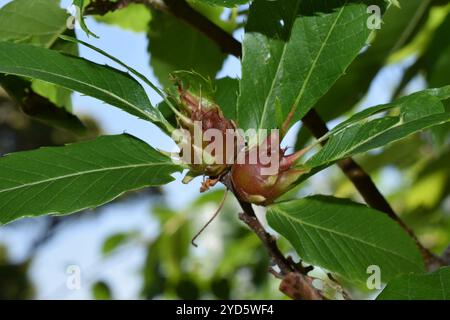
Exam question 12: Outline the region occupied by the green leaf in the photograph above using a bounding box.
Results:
[0,24,82,131]
[317,0,431,119]
[0,134,182,225]
[102,232,137,256]
[267,196,425,284]
[237,0,385,136]
[141,240,166,299]
[31,29,80,112]
[92,281,112,300]
[216,77,239,121]
[424,14,450,147]
[0,0,77,111]
[0,41,163,124]
[0,74,86,134]
[72,0,98,38]
[0,0,68,47]
[377,267,450,300]
[51,29,80,57]
[94,3,151,32]
[427,14,450,89]
[195,0,249,7]
[148,9,226,86]
[325,86,450,135]
[295,0,431,149]
[59,35,175,120]
[305,87,450,168]
[193,1,238,33]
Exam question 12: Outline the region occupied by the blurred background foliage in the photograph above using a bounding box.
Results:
[0,0,449,299]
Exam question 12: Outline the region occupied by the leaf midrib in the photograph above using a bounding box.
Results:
[256,0,301,130]
[290,4,347,118]
[307,117,402,166]
[0,162,173,194]
[0,62,155,122]
[258,3,347,130]
[308,111,450,167]
[270,206,422,269]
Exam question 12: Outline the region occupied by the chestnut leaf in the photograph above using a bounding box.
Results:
[305,86,450,168]
[0,0,68,47]
[267,196,425,284]
[294,0,431,149]
[377,267,450,300]
[0,134,182,225]
[237,0,386,135]
[0,41,171,131]
[0,0,78,112]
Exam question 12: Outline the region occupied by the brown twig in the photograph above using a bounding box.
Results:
[85,0,137,15]
[86,0,242,57]
[279,272,323,300]
[161,0,242,58]
[221,173,324,300]
[239,210,324,300]
[238,212,323,300]
[85,0,169,15]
